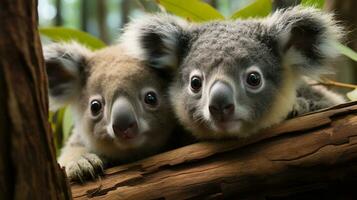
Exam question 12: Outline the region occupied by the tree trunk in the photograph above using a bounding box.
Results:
[0,0,71,199]
[272,0,300,10]
[55,0,63,26]
[97,0,109,44]
[80,0,88,32]
[120,0,130,28]
[203,0,217,8]
[71,102,357,199]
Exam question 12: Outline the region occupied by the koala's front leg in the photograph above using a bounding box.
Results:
[58,132,104,182]
[288,97,310,118]
[288,82,346,119]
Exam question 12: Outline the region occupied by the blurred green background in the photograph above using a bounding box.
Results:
[38,0,357,83]
[38,0,257,43]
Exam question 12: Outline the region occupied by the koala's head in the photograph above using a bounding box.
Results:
[44,42,174,158]
[121,6,342,139]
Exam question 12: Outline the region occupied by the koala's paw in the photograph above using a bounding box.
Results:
[288,97,310,118]
[64,153,104,182]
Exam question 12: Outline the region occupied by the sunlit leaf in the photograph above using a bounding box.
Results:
[62,107,74,143]
[301,0,325,9]
[334,42,357,62]
[49,108,65,156]
[230,0,272,19]
[155,0,224,22]
[347,88,357,101]
[40,27,106,50]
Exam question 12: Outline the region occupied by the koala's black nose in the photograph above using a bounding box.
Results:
[111,98,138,139]
[209,81,235,120]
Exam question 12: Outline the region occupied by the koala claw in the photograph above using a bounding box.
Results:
[288,97,310,118]
[65,153,104,182]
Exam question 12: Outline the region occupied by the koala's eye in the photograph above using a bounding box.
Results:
[90,100,102,116]
[144,91,158,106]
[246,72,262,88]
[190,76,202,92]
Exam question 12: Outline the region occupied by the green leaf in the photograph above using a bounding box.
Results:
[301,0,325,9]
[155,0,224,22]
[49,108,65,156]
[347,88,357,101]
[334,42,357,62]
[62,107,74,143]
[40,27,106,50]
[230,0,272,19]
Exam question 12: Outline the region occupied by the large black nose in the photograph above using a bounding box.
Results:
[208,81,235,120]
[111,98,138,139]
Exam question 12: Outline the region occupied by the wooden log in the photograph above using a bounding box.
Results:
[71,102,357,199]
[0,0,71,199]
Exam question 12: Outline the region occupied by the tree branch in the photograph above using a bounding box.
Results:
[71,102,357,199]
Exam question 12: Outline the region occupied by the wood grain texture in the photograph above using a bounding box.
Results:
[0,0,71,199]
[71,102,357,199]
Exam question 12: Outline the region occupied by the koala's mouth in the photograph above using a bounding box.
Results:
[118,129,138,140]
[106,123,144,143]
[211,119,243,133]
[111,130,146,149]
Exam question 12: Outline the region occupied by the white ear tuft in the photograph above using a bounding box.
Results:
[120,13,191,71]
[264,6,344,76]
[43,41,92,111]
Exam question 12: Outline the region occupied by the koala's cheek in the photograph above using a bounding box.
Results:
[90,119,111,139]
[202,102,211,121]
[137,117,150,134]
[236,104,254,121]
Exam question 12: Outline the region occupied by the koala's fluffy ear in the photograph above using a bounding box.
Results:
[265,6,343,76]
[43,42,91,111]
[120,13,191,71]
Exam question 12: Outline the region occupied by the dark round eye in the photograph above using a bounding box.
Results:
[144,91,158,106]
[190,76,202,92]
[90,100,102,116]
[246,72,262,88]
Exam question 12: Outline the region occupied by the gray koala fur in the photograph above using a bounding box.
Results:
[121,6,345,140]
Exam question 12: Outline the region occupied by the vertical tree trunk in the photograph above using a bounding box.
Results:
[55,0,63,26]
[272,0,300,10]
[203,0,217,8]
[120,0,130,28]
[0,0,71,199]
[81,0,88,32]
[97,0,109,43]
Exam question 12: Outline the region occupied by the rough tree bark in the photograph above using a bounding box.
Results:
[0,0,71,199]
[71,102,357,199]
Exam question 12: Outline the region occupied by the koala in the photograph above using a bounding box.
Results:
[120,6,345,140]
[44,42,175,181]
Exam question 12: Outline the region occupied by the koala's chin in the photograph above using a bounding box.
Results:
[105,123,148,149]
[211,120,243,135]
[113,133,147,148]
